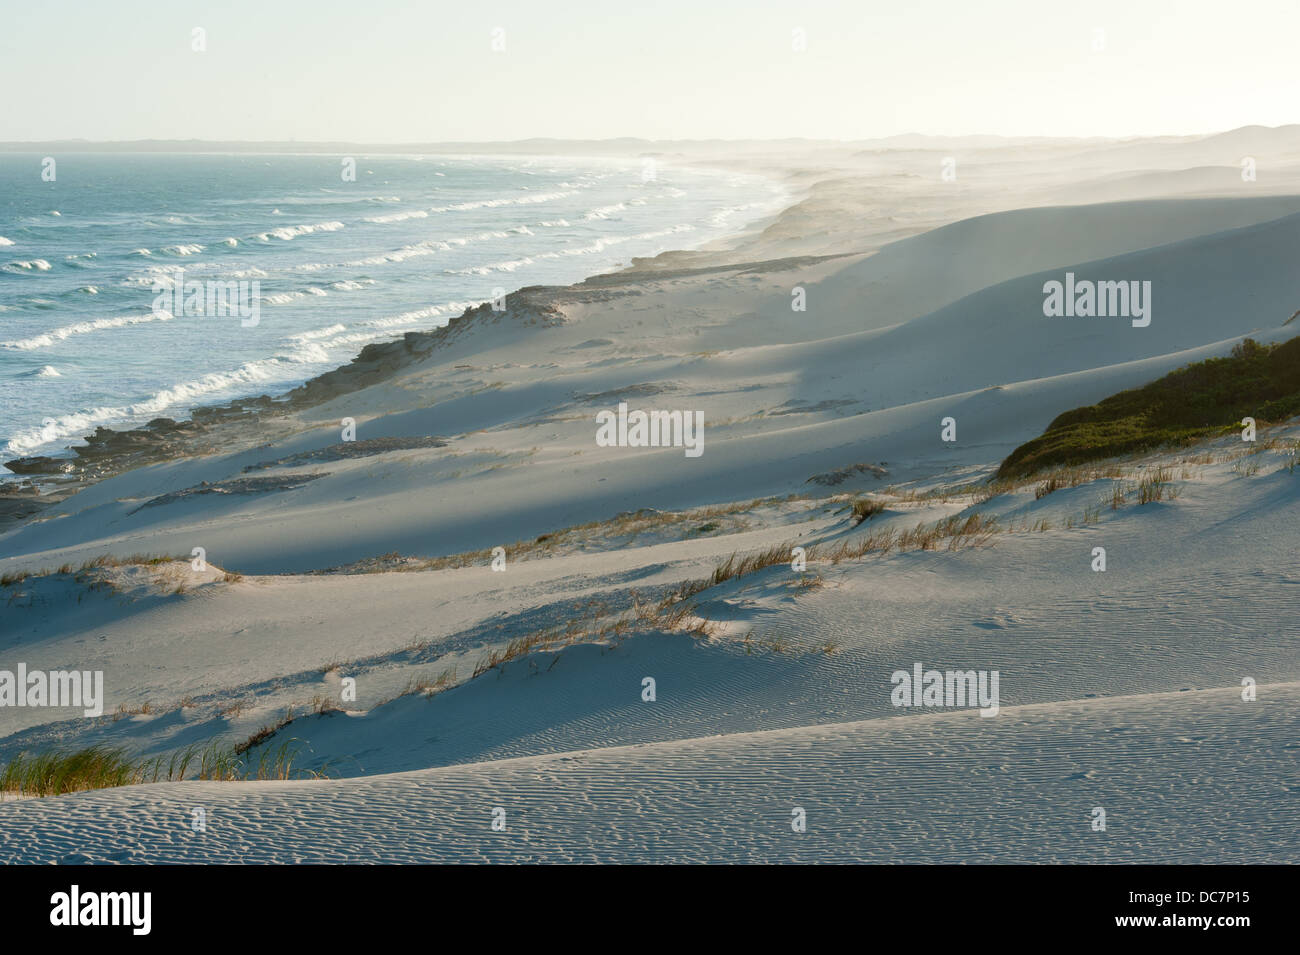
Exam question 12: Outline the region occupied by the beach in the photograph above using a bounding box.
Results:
[2,129,1300,862]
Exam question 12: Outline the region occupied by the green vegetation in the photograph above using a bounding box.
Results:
[999,336,1300,478]
[0,740,321,797]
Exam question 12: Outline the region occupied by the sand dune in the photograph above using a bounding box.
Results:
[3,130,1299,864]
[5,195,1299,572]
[3,684,1295,863]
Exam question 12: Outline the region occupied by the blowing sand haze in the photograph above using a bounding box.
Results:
[0,0,1295,932]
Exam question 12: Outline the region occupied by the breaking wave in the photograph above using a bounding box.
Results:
[1,311,173,350]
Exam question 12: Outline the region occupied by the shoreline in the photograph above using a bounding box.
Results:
[12,129,1298,538]
[0,168,808,532]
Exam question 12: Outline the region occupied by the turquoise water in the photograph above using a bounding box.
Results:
[0,153,782,460]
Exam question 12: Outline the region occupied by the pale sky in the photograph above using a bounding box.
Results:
[2,0,1296,142]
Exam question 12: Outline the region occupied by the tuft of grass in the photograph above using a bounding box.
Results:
[77,553,179,571]
[1035,477,1062,500]
[0,739,324,797]
[308,694,344,716]
[114,701,156,718]
[0,746,143,796]
[850,497,886,525]
[999,335,1300,478]
[705,544,792,588]
[401,666,459,698]
[663,513,1003,605]
[1110,484,1126,510]
[234,707,296,755]
[1136,466,1177,504]
[829,512,1001,560]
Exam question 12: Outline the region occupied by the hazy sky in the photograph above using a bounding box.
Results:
[2,0,1296,142]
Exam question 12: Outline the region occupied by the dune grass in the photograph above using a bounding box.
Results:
[312,495,809,575]
[998,336,1300,479]
[0,746,144,796]
[1,554,237,603]
[850,497,886,525]
[0,740,322,797]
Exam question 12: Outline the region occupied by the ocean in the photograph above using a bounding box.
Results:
[0,152,784,463]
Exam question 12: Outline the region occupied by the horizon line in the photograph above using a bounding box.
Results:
[2,124,1295,151]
